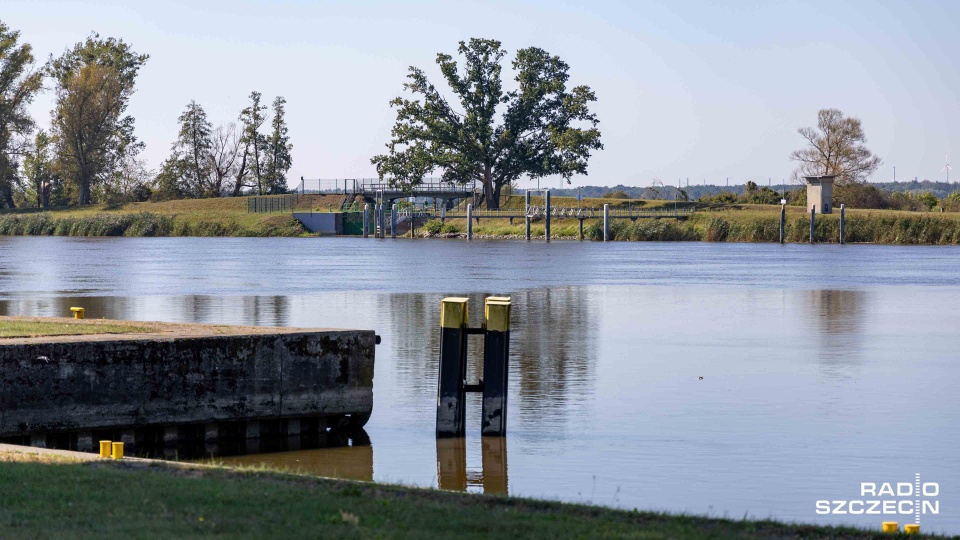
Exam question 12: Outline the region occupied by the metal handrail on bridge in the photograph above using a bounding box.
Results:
[442,206,695,219]
[359,180,479,195]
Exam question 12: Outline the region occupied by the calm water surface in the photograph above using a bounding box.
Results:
[1,237,958,534]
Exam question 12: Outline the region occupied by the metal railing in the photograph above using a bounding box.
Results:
[441,206,696,219]
[247,194,300,213]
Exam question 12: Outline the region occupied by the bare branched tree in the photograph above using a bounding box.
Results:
[209,123,240,196]
[790,108,882,185]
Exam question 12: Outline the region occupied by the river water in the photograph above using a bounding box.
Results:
[1,237,957,534]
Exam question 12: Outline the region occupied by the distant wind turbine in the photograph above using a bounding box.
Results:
[944,156,952,183]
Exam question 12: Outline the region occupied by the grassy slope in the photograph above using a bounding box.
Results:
[0,320,149,338]
[0,197,306,237]
[0,452,933,539]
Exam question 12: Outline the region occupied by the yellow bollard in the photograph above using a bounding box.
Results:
[111,441,124,460]
[99,440,112,458]
[904,524,920,535]
[882,522,899,533]
[70,307,85,319]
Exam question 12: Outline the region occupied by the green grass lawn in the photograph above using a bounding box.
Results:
[0,320,150,338]
[0,452,935,539]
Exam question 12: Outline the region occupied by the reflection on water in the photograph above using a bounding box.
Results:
[218,435,374,482]
[436,437,508,495]
[2,238,960,534]
[803,290,867,367]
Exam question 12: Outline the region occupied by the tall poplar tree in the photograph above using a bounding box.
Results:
[239,91,267,195]
[264,96,292,194]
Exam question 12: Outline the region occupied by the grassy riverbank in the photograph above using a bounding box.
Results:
[438,205,960,244]
[0,197,305,237]
[4,195,960,244]
[0,450,936,539]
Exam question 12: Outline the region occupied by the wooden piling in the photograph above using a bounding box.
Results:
[579,218,584,240]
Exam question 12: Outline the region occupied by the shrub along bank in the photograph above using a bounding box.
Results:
[0,196,306,238]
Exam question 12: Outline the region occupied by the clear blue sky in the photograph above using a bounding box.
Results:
[6,0,959,188]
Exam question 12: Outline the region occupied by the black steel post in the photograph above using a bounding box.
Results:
[436,297,469,437]
[481,297,511,436]
[545,190,551,242]
[810,205,816,244]
[840,204,845,244]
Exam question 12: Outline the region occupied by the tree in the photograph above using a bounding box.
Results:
[23,130,54,207]
[239,91,267,195]
[161,100,213,197]
[210,123,241,197]
[263,96,292,194]
[0,20,44,209]
[230,134,252,197]
[178,100,213,196]
[790,108,882,185]
[48,33,148,205]
[372,38,602,209]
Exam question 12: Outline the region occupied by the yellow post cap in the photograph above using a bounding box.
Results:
[882,522,899,533]
[440,297,469,329]
[904,524,920,534]
[99,440,112,458]
[70,307,85,319]
[111,441,124,460]
[484,297,511,332]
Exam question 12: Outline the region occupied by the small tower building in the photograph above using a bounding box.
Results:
[804,175,836,214]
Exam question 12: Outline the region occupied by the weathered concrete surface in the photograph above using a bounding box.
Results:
[0,317,375,437]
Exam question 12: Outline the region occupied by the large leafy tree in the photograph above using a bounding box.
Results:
[48,33,148,205]
[0,20,44,209]
[263,96,292,194]
[790,108,882,185]
[373,38,602,209]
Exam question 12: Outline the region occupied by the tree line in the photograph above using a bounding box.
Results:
[0,20,292,210]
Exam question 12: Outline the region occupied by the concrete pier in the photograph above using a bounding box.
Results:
[0,317,376,442]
